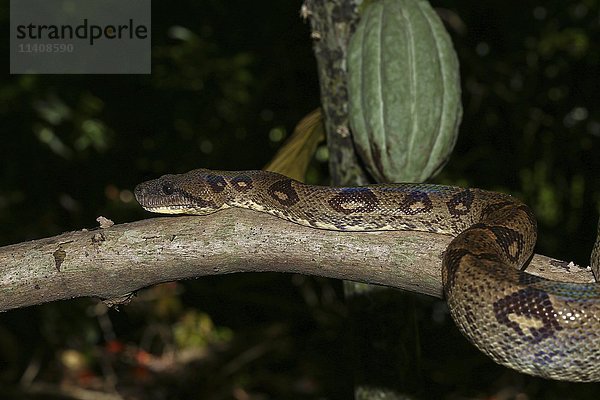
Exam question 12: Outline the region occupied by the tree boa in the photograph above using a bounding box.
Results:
[135,169,600,382]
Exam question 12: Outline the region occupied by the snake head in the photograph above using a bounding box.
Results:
[134,169,229,215]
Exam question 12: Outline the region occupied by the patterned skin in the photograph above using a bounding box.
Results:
[135,169,600,382]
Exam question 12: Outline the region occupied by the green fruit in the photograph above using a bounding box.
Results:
[348,0,462,182]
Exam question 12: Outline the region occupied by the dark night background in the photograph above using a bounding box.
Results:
[0,1,599,399]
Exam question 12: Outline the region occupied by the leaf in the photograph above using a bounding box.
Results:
[263,108,325,182]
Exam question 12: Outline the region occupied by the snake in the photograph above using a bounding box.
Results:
[134,169,600,382]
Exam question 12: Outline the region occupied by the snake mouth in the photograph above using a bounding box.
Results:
[134,183,194,214]
[135,186,223,215]
[134,178,227,216]
[135,192,198,215]
[138,204,199,215]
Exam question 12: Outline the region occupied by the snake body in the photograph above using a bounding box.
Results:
[135,169,600,382]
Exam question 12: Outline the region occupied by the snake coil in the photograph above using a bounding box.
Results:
[135,169,600,382]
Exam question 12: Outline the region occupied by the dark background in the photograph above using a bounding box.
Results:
[0,0,598,398]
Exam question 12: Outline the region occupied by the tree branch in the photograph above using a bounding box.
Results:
[305,0,369,186]
[0,210,594,312]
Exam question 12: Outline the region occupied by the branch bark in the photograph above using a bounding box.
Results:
[305,0,369,186]
[0,210,594,312]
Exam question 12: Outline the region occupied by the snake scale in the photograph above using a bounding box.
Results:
[135,169,600,382]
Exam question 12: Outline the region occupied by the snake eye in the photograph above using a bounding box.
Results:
[162,182,174,195]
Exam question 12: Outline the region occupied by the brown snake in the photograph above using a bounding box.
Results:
[135,169,600,382]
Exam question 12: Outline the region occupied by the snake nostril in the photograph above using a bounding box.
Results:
[134,185,145,201]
